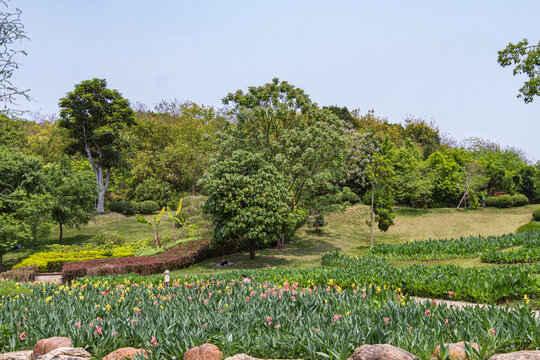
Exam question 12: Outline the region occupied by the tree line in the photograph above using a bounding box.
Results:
[1,77,539,261]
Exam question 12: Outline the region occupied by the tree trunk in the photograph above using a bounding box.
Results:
[92,164,110,213]
[153,227,160,248]
[249,239,255,260]
[370,183,375,249]
[191,181,196,194]
[276,234,284,250]
[59,222,63,245]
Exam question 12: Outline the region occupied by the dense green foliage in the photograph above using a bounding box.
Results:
[202,151,294,258]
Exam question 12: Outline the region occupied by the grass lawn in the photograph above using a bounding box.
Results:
[169,204,538,277]
[3,203,536,274]
[1,212,183,271]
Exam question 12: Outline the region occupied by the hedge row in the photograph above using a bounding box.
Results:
[0,265,38,282]
[109,200,160,215]
[485,194,529,208]
[61,238,224,283]
[14,245,134,272]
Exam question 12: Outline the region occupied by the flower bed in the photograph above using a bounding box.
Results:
[1,276,538,359]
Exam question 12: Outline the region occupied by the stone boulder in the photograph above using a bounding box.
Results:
[430,342,481,360]
[102,348,149,360]
[36,347,91,360]
[488,351,540,360]
[0,350,33,360]
[183,344,223,360]
[224,355,262,360]
[349,344,418,360]
[32,338,71,360]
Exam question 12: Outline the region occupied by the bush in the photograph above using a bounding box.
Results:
[0,265,38,282]
[91,232,126,246]
[14,245,134,272]
[533,207,540,221]
[512,194,529,207]
[109,201,137,215]
[138,200,160,214]
[485,195,513,208]
[340,187,360,204]
[62,238,224,283]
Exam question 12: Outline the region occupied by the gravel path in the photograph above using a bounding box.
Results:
[34,273,62,283]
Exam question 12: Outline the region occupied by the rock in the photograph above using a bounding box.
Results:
[430,342,481,360]
[36,347,91,360]
[488,351,540,360]
[32,338,71,360]
[102,348,149,360]
[224,355,262,360]
[349,344,418,360]
[0,350,33,360]
[183,344,223,360]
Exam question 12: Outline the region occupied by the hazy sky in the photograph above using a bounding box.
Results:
[11,1,540,161]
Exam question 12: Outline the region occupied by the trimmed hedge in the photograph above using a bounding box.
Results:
[512,194,529,206]
[109,201,137,215]
[0,265,38,282]
[139,200,160,214]
[533,207,540,221]
[62,238,224,283]
[485,194,513,208]
[14,245,134,272]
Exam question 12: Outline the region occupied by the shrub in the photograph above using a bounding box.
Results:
[62,238,224,283]
[512,194,529,207]
[109,201,137,215]
[533,207,540,221]
[138,200,160,214]
[14,245,134,272]
[340,187,360,204]
[0,265,38,282]
[91,232,126,246]
[486,195,513,208]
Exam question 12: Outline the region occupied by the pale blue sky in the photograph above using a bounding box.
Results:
[11,1,540,161]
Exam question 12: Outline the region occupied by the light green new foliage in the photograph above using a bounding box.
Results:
[136,206,166,248]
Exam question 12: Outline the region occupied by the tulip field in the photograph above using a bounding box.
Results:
[1,260,540,359]
[368,231,540,261]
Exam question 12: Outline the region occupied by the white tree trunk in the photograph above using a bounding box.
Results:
[94,165,110,213]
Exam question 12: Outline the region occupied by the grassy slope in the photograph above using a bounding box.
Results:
[169,204,537,277]
[3,204,535,274]
[2,213,180,271]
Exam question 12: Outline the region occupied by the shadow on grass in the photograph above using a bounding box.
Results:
[396,208,429,217]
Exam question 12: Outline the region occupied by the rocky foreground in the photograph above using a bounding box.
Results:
[0,336,539,360]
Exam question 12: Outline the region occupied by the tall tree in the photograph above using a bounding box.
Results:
[0,1,30,111]
[202,151,294,260]
[365,152,395,248]
[45,158,97,244]
[498,39,540,103]
[58,78,135,212]
[219,78,347,217]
